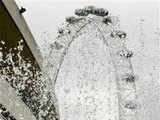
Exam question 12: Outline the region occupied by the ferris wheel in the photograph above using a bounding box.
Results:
[49,6,138,120]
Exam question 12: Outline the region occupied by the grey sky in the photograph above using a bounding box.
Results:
[14,1,160,119]
[15,1,159,47]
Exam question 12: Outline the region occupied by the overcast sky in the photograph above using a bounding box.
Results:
[14,1,160,119]
[15,0,159,47]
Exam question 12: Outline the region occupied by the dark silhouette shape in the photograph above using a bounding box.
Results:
[122,74,135,82]
[103,17,112,25]
[19,7,26,14]
[124,101,137,109]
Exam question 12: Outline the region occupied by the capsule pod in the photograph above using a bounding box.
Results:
[116,31,127,39]
[124,101,137,109]
[92,8,108,16]
[65,16,77,24]
[110,30,127,39]
[119,49,133,58]
[103,17,112,25]
[96,8,108,16]
[122,74,135,82]
[75,8,89,16]
[84,6,96,14]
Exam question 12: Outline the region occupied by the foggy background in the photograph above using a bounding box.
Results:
[15,1,159,47]
[15,1,160,120]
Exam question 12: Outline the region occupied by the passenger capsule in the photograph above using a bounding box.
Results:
[84,6,96,14]
[95,8,108,16]
[103,17,112,25]
[119,49,133,58]
[65,16,77,23]
[116,31,127,39]
[75,8,89,16]
[122,74,135,82]
[124,101,137,109]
